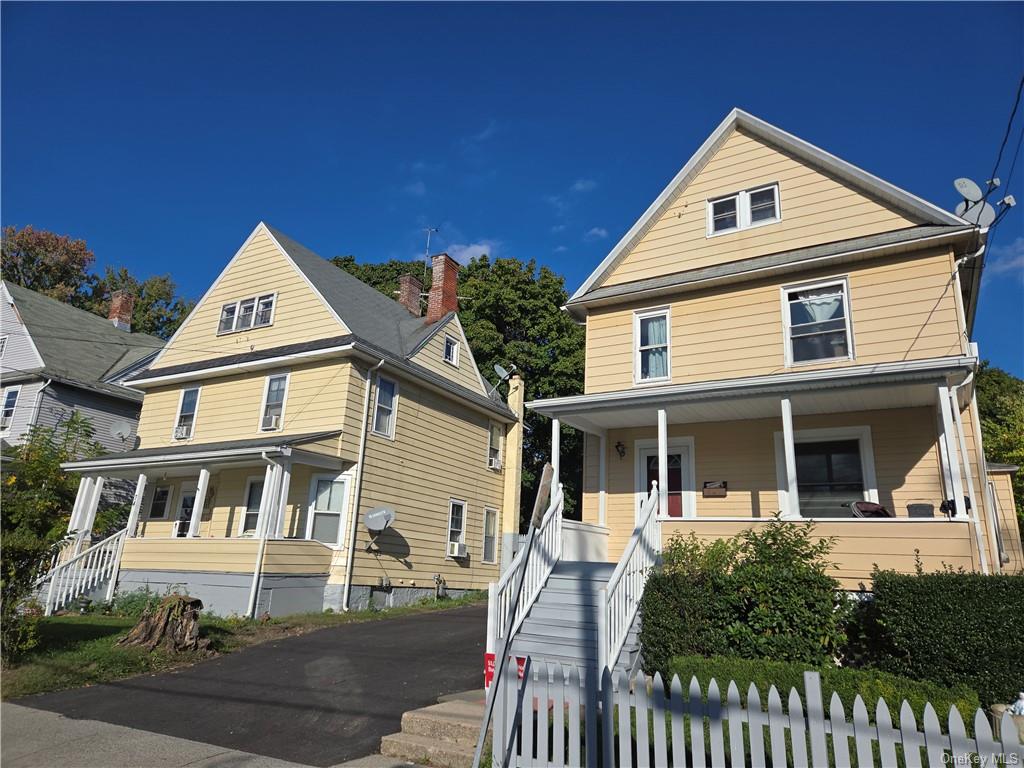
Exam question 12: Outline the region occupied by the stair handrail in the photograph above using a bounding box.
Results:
[599,480,660,671]
[42,528,127,616]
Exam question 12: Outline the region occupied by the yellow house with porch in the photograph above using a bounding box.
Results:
[53,223,524,617]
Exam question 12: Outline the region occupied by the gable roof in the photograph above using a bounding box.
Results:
[3,281,164,400]
[570,108,969,302]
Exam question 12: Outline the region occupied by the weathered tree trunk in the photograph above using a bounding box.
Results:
[118,595,210,653]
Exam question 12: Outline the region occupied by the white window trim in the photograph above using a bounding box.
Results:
[371,375,399,440]
[217,291,278,336]
[258,372,290,432]
[172,481,199,537]
[487,422,503,469]
[443,334,460,368]
[772,425,879,519]
[632,306,672,386]
[706,182,781,237]
[0,385,21,433]
[146,484,174,520]
[237,474,267,537]
[0,335,8,358]
[633,436,697,520]
[446,498,468,559]
[780,275,855,368]
[482,507,499,564]
[171,386,202,441]
[305,472,351,548]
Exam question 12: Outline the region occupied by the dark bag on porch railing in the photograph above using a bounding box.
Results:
[851,501,894,518]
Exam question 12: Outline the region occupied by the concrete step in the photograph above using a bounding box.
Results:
[380,732,474,768]
[400,700,482,745]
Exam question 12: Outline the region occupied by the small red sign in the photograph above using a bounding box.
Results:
[484,652,496,688]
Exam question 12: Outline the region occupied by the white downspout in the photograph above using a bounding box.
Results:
[342,359,385,612]
[30,378,51,430]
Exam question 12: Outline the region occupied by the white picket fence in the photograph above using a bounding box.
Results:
[492,659,1024,768]
[599,481,660,672]
[42,528,126,615]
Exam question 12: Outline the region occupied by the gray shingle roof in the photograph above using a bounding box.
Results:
[4,281,164,400]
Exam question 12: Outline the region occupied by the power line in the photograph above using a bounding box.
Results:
[985,74,1024,197]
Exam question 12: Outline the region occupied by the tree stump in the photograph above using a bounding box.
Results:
[118,595,210,653]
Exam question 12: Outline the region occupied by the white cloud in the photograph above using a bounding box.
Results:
[550,223,567,233]
[584,227,609,242]
[554,245,568,253]
[572,178,597,193]
[986,236,1024,283]
[447,240,501,265]
[544,194,567,214]
[403,180,427,197]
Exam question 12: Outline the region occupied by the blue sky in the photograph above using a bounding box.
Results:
[3,2,1022,375]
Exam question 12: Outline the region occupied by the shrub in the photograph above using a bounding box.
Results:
[667,654,980,723]
[640,521,848,675]
[107,587,164,618]
[858,569,1024,708]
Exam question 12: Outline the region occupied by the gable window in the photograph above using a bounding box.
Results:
[372,377,398,438]
[482,508,498,564]
[174,387,200,440]
[218,293,276,334]
[148,486,172,519]
[488,423,503,469]
[443,335,460,367]
[634,308,670,383]
[260,374,288,431]
[447,499,467,558]
[707,183,780,236]
[783,279,853,365]
[0,387,19,431]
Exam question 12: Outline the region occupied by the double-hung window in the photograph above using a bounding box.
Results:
[240,478,264,535]
[707,183,780,235]
[634,308,670,384]
[260,374,288,431]
[482,508,498,564]
[174,387,200,439]
[148,486,172,519]
[307,475,348,545]
[372,377,398,438]
[783,279,853,365]
[488,423,503,469]
[795,439,866,518]
[447,499,467,558]
[443,335,460,366]
[0,387,20,431]
[218,293,276,334]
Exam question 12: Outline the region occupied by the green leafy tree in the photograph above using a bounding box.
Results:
[332,253,586,525]
[1,413,103,663]
[85,267,194,339]
[1,225,95,304]
[975,362,1024,527]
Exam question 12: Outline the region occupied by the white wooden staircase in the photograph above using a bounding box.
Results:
[35,528,127,615]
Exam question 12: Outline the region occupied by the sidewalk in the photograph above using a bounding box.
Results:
[1,704,423,768]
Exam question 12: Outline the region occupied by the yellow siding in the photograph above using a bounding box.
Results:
[135,360,353,449]
[153,228,347,369]
[343,372,505,590]
[601,128,918,287]
[120,538,259,573]
[990,472,1024,573]
[662,519,977,590]
[585,248,964,394]
[263,540,333,574]
[408,322,487,395]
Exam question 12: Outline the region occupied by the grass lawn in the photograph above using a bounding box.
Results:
[2,591,486,700]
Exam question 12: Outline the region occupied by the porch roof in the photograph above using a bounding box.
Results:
[526,355,976,433]
[62,430,343,474]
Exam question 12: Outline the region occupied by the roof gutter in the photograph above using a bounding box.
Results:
[62,444,290,473]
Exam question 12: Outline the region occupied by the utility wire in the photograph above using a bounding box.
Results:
[984,74,1024,201]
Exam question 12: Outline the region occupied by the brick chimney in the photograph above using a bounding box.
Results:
[397,274,423,317]
[109,290,134,332]
[425,253,460,324]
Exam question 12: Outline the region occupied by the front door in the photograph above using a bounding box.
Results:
[175,482,198,537]
[639,443,692,519]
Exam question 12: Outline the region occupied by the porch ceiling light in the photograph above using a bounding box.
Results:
[615,441,626,459]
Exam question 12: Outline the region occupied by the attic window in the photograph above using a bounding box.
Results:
[443,335,460,367]
[218,293,276,334]
[707,183,780,236]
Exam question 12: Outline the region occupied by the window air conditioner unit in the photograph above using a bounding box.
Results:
[447,541,467,559]
[0,417,11,431]
[173,425,191,439]
[264,414,280,431]
[488,457,502,470]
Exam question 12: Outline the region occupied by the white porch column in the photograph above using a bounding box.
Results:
[75,476,105,553]
[67,476,93,534]
[780,397,801,519]
[598,434,607,527]
[125,473,148,538]
[255,464,276,538]
[188,467,211,538]
[551,418,561,492]
[657,408,669,515]
[274,461,292,538]
[937,385,967,519]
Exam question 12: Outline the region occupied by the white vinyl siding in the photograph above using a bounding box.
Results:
[372,377,398,439]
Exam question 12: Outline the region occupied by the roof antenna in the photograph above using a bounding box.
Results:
[422,226,439,283]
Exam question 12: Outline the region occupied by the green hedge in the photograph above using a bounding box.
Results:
[667,654,980,722]
[859,569,1024,708]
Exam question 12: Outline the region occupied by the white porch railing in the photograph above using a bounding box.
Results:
[488,483,564,651]
[598,481,660,671]
[42,528,127,615]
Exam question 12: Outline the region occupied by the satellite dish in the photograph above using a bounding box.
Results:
[494,364,510,381]
[955,200,996,227]
[364,507,396,534]
[109,420,133,441]
[954,178,983,203]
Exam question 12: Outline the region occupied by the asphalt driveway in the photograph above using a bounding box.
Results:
[16,604,487,767]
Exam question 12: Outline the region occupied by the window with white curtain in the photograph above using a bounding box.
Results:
[784,279,853,365]
[634,308,670,383]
